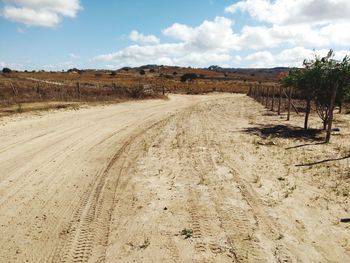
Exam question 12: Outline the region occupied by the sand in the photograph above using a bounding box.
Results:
[0,94,349,262]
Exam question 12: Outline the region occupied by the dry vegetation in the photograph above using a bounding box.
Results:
[0,66,279,116]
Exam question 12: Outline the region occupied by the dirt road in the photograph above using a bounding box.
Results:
[0,94,349,263]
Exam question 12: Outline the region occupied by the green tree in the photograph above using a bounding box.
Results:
[2,67,12,73]
[281,50,350,142]
[180,73,198,82]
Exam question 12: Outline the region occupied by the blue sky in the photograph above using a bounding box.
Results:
[1,0,350,70]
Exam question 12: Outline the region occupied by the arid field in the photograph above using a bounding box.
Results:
[0,93,349,263]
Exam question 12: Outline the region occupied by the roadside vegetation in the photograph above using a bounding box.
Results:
[281,50,350,142]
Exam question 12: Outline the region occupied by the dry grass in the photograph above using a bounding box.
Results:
[0,67,280,115]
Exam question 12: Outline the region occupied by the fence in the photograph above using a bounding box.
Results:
[247,85,300,121]
[0,78,163,106]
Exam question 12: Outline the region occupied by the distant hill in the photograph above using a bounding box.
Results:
[115,65,293,82]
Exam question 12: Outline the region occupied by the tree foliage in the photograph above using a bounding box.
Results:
[2,67,12,73]
[281,50,350,142]
[180,73,198,82]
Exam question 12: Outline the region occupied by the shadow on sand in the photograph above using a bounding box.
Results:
[243,124,323,142]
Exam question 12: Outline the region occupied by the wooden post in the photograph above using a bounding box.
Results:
[266,87,270,108]
[248,86,252,96]
[9,81,18,97]
[287,87,292,121]
[76,82,80,99]
[254,86,257,100]
[278,86,282,115]
[271,86,275,111]
[325,82,339,143]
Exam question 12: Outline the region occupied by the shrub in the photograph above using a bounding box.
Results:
[2,67,12,73]
[180,73,198,82]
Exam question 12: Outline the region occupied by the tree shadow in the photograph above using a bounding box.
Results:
[243,124,323,141]
[295,154,350,167]
[285,142,325,150]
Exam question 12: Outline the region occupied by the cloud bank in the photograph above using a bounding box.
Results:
[94,0,350,68]
[2,0,82,27]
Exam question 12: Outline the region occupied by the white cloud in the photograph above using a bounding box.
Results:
[94,17,242,67]
[163,17,240,51]
[2,0,82,27]
[93,43,237,67]
[245,51,275,67]
[69,53,80,59]
[129,30,160,45]
[93,4,350,69]
[236,24,332,49]
[224,0,350,49]
[225,0,350,25]
[245,47,350,68]
[0,60,24,70]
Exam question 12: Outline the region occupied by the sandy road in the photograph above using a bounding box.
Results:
[0,94,349,263]
[0,94,218,262]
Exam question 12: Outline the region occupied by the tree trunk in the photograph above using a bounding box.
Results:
[325,82,339,143]
[339,101,342,113]
[304,98,311,130]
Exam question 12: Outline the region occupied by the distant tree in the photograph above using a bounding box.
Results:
[68,68,82,74]
[139,69,146,75]
[180,73,198,82]
[2,67,12,73]
[173,71,177,75]
[110,71,117,76]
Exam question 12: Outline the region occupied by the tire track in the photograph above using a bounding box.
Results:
[49,114,177,263]
[198,99,294,262]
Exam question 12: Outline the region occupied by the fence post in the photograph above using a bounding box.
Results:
[271,86,275,111]
[266,87,270,108]
[278,86,282,115]
[76,82,81,99]
[287,87,292,121]
[254,86,257,100]
[9,81,18,97]
[248,86,252,96]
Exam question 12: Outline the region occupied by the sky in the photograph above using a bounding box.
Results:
[0,0,350,70]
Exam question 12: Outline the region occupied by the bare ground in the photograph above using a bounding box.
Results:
[0,94,349,263]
